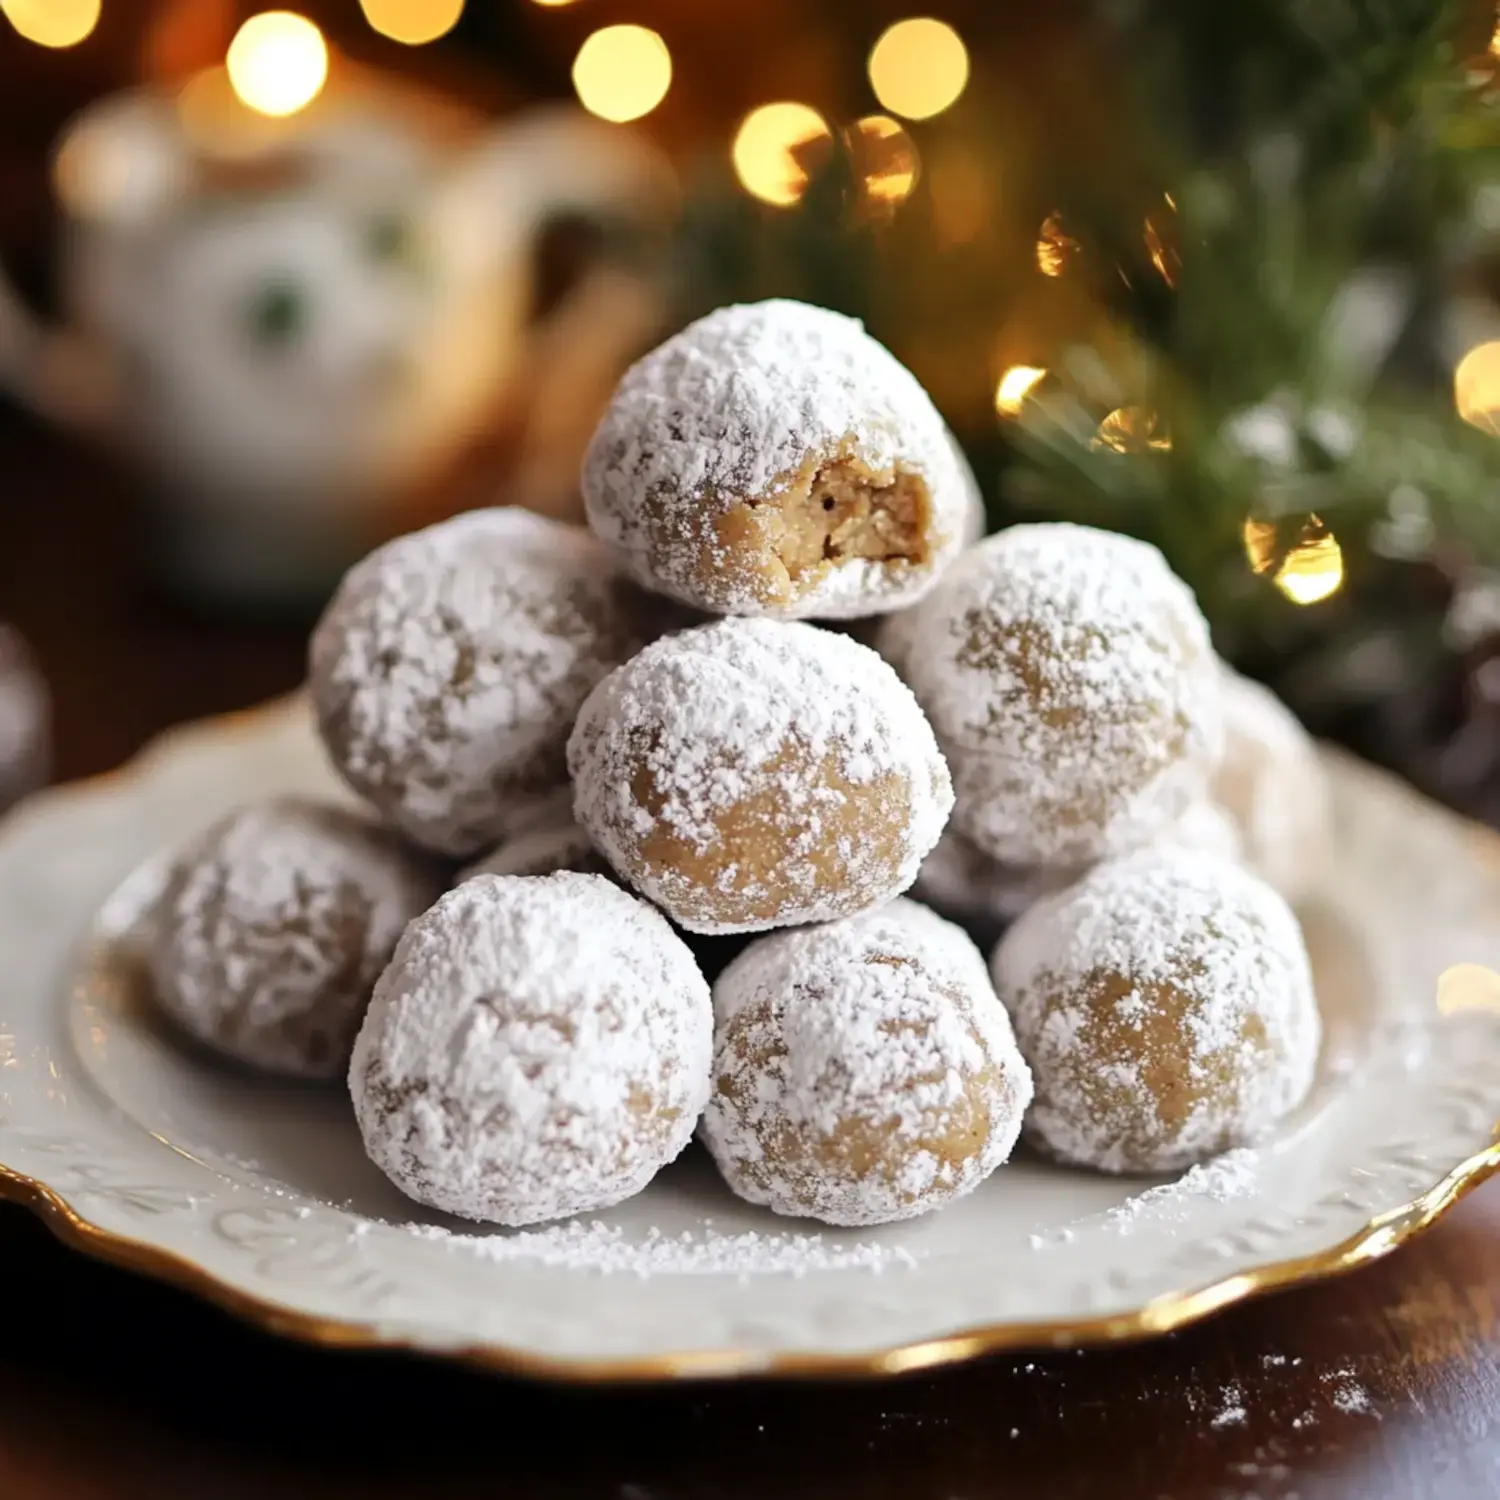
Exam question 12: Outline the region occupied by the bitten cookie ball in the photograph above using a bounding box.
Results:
[310,507,662,857]
[991,849,1320,1174]
[568,617,952,935]
[350,873,712,1225]
[701,899,1033,1226]
[582,300,974,620]
[898,523,1223,866]
[1214,665,1331,902]
[149,799,444,1079]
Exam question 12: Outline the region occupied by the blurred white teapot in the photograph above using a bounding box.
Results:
[0,71,671,603]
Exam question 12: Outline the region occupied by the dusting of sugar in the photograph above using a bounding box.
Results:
[150,798,444,1079]
[568,618,952,935]
[399,1217,922,1277]
[582,300,971,620]
[1215,664,1333,902]
[1322,1367,1375,1415]
[1210,1385,1248,1428]
[701,899,1032,1226]
[992,849,1320,1173]
[897,524,1223,866]
[310,508,659,856]
[350,872,712,1225]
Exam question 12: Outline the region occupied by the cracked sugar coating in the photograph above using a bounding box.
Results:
[149,798,445,1079]
[1215,665,1331,902]
[309,508,663,857]
[991,849,1320,1174]
[898,523,1223,866]
[701,899,1033,1226]
[568,617,953,935]
[350,873,712,1225]
[582,299,973,620]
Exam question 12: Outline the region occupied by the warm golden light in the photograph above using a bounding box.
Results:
[1,0,101,48]
[572,25,671,123]
[532,0,579,6]
[1092,406,1171,453]
[1036,212,1080,277]
[847,115,918,209]
[1437,963,1500,1014]
[1454,341,1500,435]
[359,0,464,45]
[1145,215,1179,287]
[867,18,970,121]
[227,13,328,119]
[732,103,832,208]
[1242,516,1279,576]
[994,365,1046,417]
[1274,518,1344,605]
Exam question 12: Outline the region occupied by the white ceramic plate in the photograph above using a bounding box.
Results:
[2,698,1499,1382]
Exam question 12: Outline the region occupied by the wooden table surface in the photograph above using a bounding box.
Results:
[1,409,1498,1500]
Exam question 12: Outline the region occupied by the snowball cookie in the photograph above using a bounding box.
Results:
[351,873,712,1225]
[991,849,1320,1174]
[701,899,1032,1226]
[310,507,662,857]
[898,523,1223,866]
[582,299,974,620]
[568,617,953,935]
[149,799,445,1079]
[1214,666,1332,902]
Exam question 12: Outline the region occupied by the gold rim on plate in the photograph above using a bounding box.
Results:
[3,1139,1497,1383]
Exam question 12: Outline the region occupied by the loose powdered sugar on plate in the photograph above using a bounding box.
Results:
[396,1218,923,1279]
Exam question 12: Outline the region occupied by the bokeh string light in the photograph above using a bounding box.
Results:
[227,12,329,118]
[1274,520,1344,605]
[359,0,464,46]
[572,25,671,123]
[0,0,100,48]
[994,365,1046,417]
[846,115,919,210]
[1454,341,1500,435]
[1092,406,1171,453]
[732,103,832,207]
[867,18,969,121]
[1243,516,1344,604]
[1035,212,1080,277]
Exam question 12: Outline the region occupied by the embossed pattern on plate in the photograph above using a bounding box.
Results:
[1,696,1498,1381]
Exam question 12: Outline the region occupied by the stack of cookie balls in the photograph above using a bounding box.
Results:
[148,298,1330,1230]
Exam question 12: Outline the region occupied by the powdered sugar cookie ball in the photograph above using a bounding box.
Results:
[150,799,445,1079]
[568,617,952,935]
[701,899,1032,1226]
[582,300,974,620]
[351,873,711,1225]
[899,524,1222,866]
[310,508,663,857]
[1215,666,1331,902]
[991,849,1320,1174]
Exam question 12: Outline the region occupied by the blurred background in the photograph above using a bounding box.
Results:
[4,0,1500,822]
